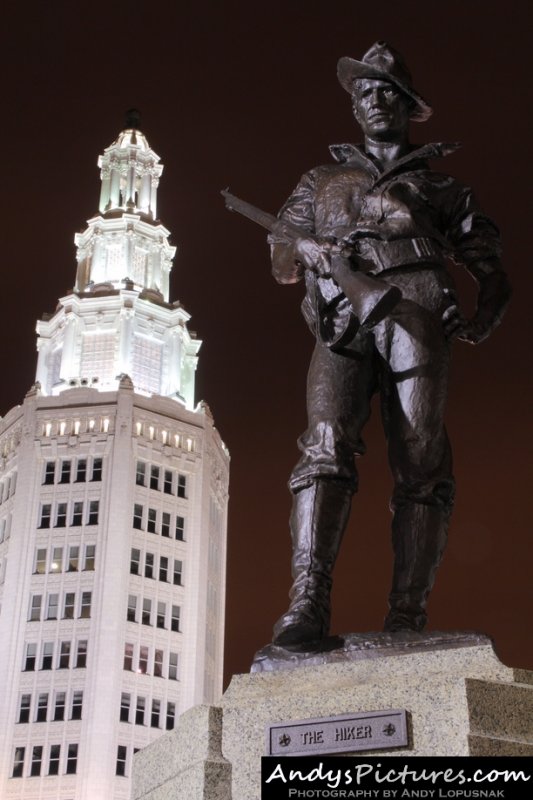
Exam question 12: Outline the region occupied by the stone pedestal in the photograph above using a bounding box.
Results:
[133,634,533,800]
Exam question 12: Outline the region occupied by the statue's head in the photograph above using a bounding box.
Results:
[338,42,432,124]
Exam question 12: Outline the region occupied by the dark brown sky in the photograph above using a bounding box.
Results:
[1,0,531,686]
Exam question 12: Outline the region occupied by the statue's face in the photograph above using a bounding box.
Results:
[352,78,411,139]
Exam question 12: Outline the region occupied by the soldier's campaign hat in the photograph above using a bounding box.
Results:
[337,41,432,122]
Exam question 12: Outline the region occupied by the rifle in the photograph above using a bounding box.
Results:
[221,189,401,331]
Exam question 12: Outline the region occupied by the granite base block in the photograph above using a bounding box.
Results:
[133,635,533,800]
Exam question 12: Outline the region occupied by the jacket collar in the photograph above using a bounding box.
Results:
[329,141,461,183]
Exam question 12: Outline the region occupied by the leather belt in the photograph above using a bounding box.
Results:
[353,237,446,273]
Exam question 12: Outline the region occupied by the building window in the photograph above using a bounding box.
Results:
[161,511,170,537]
[173,559,183,586]
[24,643,37,671]
[59,460,71,484]
[154,649,163,678]
[87,500,99,525]
[150,465,160,490]
[116,745,127,777]
[159,555,168,583]
[75,640,87,668]
[151,699,160,728]
[47,593,59,620]
[30,745,43,777]
[55,502,67,528]
[175,515,185,541]
[71,691,83,720]
[68,545,79,571]
[18,694,31,723]
[39,503,51,528]
[145,552,154,579]
[135,697,145,725]
[48,744,60,776]
[91,457,103,481]
[171,605,181,633]
[50,546,63,572]
[84,544,96,571]
[120,692,130,723]
[64,593,75,619]
[41,642,54,670]
[43,461,55,485]
[127,594,137,622]
[130,548,141,575]
[147,508,157,533]
[177,474,187,498]
[169,652,178,680]
[66,743,78,775]
[58,641,71,669]
[133,504,143,530]
[29,594,42,621]
[164,470,173,494]
[124,643,134,671]
[156,601,166,629]
[12,746,25,778]
[76,458,87,482]
[80,591,92,618]
[142,598,152,626]
[166,701,176,730]
[71,501,83,526]
[54,691,66,721]
[139,645,149,675]
[36,693,48,722]
[136,461,146,486]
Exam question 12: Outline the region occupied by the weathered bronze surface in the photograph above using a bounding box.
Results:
[227,42,511,650]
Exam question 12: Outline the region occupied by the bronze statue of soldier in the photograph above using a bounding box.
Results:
[267,42,511,646]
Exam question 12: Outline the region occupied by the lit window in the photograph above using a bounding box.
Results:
[36,693,48,723]
[44,422,52,437]
[29,594,42,621]
[75,640,87,668]
[91,458,102,481]
[39,503,51,528]
[87,500,99,525]
[159,555,168,583]
[18,694,31,723]
[136,461,146,486]
[147,508,157,533]
[150,466,160,490]
[64,593,75,619]
[175,516,185,541]
[47,593,59,620]
[166,701,176,730]
[48,744,60,776]
[186,437,194,452]
[116,745,127,777]
[174,434,180,448]
[133,504,143,530]
[151,699,161,728]
[102,417,110,433]
[135,421,142,435]
[12,746,25,778]
[50,546,63,572]
[24,643,37,671]
[59,421,67,436]
[76,458,87,482]
[135,697,145,725]
[54,692,66,721]
[173,560,183,586]
[164,470,173,494]
[161,511,170,537]
[71,691,83,720]
[154,649,163,678]
[43,461,55,485]
[177,474,187,498]
[66,743,78,775]
[145,552,154,579]
[148,425,155,440]
[127,595,137,623]
[120,693,130,723]
[71,502,83,526]
[74,419,81,435]
[123,643,134,671]
[68,546,79,571]
[169,652,178,680]
[59,460,71,484]
[58,641,71,669]
[55,503,67,528]
[156,601,166,629]
[139,646,149,674]
[130,548,141,575]
[84,544,96,571]
[30,745,43,777]
[89,419,95,431]
[34,548,46,575]
[80,592,92,618]
[171,605,181,633]
[162,430,168,445]
[41,641,54,670]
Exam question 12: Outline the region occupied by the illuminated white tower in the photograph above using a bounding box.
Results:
[0,113,229,800]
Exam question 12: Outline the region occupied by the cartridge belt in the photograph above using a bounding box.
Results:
[353,237,446,274]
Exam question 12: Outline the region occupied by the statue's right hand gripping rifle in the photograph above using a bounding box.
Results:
[221,189,402,330]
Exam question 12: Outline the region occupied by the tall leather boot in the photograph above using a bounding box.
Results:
[272,479,352,646]
[384,503,450,632]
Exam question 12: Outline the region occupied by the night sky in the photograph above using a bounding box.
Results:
[1,1,531,687]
